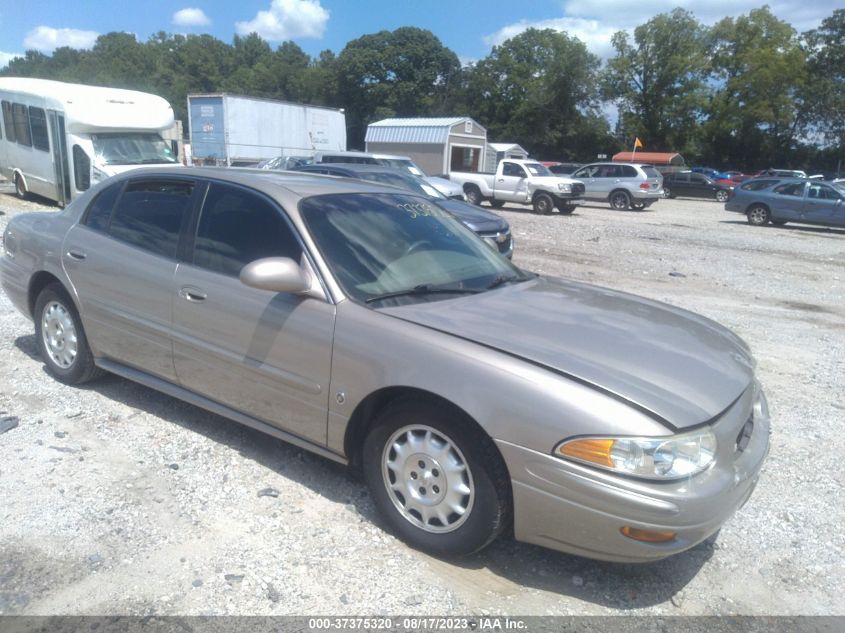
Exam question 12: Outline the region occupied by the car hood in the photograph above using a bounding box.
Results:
[437,199,509,233]
[381,276,753,429]
[426,176,464,198]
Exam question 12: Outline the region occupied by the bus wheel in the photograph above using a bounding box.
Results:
[14,174,28,200]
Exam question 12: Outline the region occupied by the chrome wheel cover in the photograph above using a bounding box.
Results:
[716,190,729,202]
[748,207,768,225]
[381,425,474,534]
[41,301,78,369]
[610,192,628,209]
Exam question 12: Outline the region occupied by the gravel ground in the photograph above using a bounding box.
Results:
[0,184,843,617]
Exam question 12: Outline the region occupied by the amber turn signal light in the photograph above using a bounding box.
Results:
[558,438,615,467]
[620,526,677,543]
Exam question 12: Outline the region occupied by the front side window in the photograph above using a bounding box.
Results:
[73,145,91,191]
[108,180,195,258]
[91,133,177,166]
[301,192,521,305]
[193,184,301,277]
[502,162,526,178]
[808,184,842,200]
[12,103,31,147]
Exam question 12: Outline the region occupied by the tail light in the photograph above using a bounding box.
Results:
[640,182,651,190]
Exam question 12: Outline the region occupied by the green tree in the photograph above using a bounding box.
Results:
[803,9,845,149]
[460,28,611,159]
[336,27,460,146]
[703,7,806,169]
[603,8,709,155]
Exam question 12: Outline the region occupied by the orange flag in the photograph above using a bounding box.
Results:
[634,137,644,149]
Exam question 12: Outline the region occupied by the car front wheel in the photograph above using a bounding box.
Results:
[35,283,103,384]
[362,399,511,556]
[747,205,770,226]
[715,190,729,203]
[532,192,554,214]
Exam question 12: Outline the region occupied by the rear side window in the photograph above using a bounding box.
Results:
[193,183,302,277]
[620,165,638,177]
[741,179,778,191]
[82,181,123,232]
[28,107,49,151]
[1,101,14,141]
[773,183,805,197]
[108,180,195,258]
[642,167,661,179]
[12,103,31,147]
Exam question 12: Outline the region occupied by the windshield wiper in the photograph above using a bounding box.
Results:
[365,284,481,304]
[486,273,531,290]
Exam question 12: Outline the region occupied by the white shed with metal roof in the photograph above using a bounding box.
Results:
[484,142,529,172]
[365,116,487,176]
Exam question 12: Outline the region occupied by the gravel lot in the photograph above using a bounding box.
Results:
[0,183,843,617]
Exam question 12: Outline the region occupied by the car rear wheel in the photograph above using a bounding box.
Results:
[532,192,554,215]
[35,283,103,385]
[746,205,770,226]
[465,186,482,206]
[631,201,647,210]
[362,398,511,557]
[715,190,729,203]
[609,190,631,210]
[558,203,576,215]
[662,186,673,199]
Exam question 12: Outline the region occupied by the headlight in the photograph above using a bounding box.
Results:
[555,427,717,480]
[558,183,571,193]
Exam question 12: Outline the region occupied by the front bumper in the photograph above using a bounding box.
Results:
[497,387,770,562]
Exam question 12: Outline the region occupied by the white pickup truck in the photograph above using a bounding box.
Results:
[449,159,585,214]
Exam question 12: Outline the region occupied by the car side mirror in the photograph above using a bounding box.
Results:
[240,257,311,294]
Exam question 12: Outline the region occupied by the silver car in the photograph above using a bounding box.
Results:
[1,168,769,562]
[571,162,664,210]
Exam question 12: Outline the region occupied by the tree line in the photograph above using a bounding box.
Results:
[3,6,844,173]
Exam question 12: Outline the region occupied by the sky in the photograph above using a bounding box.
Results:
[0,0,841,69]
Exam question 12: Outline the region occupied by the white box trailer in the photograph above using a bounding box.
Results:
[187,93,346,166]
[0,78,181,205]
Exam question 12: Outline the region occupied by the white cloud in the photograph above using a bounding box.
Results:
[484,1,837,60]
[23,26,99,52]
[235,0,329,41]
[483,17,619,60]
[173,8,211,27]
[0,51,23,68]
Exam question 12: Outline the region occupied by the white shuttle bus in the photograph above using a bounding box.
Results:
[0,78,180,205]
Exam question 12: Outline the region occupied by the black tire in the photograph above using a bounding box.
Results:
[14,174,28,200]
[532,192,554,215]
[609,190,631,210]
[362,398,511,557]
[465,186,482,206]
[558,203,576,215]
[715,189,729,203]
[746,205,770,226]
[662,186,674,199]
[34,283,103,385]
[489,200,505,209]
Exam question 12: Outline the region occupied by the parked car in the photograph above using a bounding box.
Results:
[663,171,734,202]
[291,163,513,258]
[570,162,663,210]
[2,168,769,563]
[754,168,808,179]
[449,159,584,214]
[725,177,845,228]
[691,167,721,179]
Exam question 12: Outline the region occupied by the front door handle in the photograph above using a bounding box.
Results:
[66,249,87,261]
[180,286,207,303]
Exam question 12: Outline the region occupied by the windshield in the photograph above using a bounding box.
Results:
[524,163,552,177]
[92,133,177,166]
[300,193,523,306]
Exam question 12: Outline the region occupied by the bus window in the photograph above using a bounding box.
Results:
[2,101,15,142]
[12,103,31,147]
[29,107,49,152]
[73,145,91,191]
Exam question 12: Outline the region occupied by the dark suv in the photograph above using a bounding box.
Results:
[663,171,733,202]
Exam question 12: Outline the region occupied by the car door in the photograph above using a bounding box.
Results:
[495,161,528,200]
[688,173,713,198]
[62,177,200,380]
[769,182,807,220]
[803,183,845,227]
[171,181,335,445]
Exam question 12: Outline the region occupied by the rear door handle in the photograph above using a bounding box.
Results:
[66,249,87,261]
[180,286,207,303]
